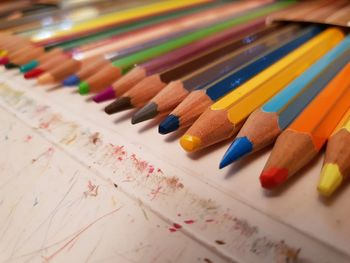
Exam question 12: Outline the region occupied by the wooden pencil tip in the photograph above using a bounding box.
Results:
[37,73,55,84]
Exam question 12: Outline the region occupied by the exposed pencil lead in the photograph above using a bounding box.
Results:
[104,97,131,114]
[63,75,80,86]
[158,114,180,134]
[220,137,253,168]
[131,102,158,124]
[93,87,116,103]
[260,167,289,189]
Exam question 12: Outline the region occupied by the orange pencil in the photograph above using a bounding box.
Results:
[260,62,350,189]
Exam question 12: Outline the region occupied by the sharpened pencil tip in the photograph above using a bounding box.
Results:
[259,167,289,189]
[78,81,90,95]
[0,57,9,65]
[131,102,158,124]
[180,135,201,152]
[219,137,253,169]
[63,75,80,86]
[93,86,116,103]
[24,68,44,79]
[158,114,179,134]
[20,60,38,73]
[0,50,8,57]
[5,62,19,69]
[104,97,131,114]
[317,164,343,197]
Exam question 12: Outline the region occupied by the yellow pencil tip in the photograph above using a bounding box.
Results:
[317,164,343,197]
[37,73,54,85]
[0,50,8,56]
[180,135,201,152]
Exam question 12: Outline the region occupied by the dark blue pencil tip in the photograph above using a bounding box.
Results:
[158,114,179,134]
[219,137,253,169]
[63,75,80,86]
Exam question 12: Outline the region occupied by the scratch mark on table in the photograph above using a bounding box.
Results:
[42,206,122,262]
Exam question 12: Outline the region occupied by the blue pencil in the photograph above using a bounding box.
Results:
[220,35,350,168]
[158,26,322,134]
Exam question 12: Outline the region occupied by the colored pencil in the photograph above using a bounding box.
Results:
[133,25,305,125]
[104,24,295,114]
[31,0,212,42]
[73,1,266,57]
[21,1,221,74]
[36,26,201,84]
[318,108,350,196]
[93,18,268,102]
[20,4,214,73]
[260,62,350,190]
[0,1,146,31]
[77,2,295,95]
[220,35,350,168]
[35,1,270,84]
[179,28,343,152]
[4,0,216,69]
[157,26,321,133]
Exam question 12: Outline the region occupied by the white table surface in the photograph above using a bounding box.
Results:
[0,68,349,263]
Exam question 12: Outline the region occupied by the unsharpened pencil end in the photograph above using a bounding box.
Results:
[78,81,90,95]
[219,137,253,169]
[20,60,39,73]
[260,167,289,189]
[93,86,116,103]
[104,97,131,114]
[180,135,201,152]
[5,62,19,69]
[317,164,343,197]
[0,57,9,65]
[24,68,44,79]
[131,102,158,124]
[63,75,80,86]
[37,73,55,84]
[158,114,179,134]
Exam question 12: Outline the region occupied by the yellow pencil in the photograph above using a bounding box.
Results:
[318,108,350,196]
[180,27,344,152]
[31,0,210,42]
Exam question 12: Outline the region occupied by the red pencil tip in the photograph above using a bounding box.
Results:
[24,68,44,79]
[259,167,289,189]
